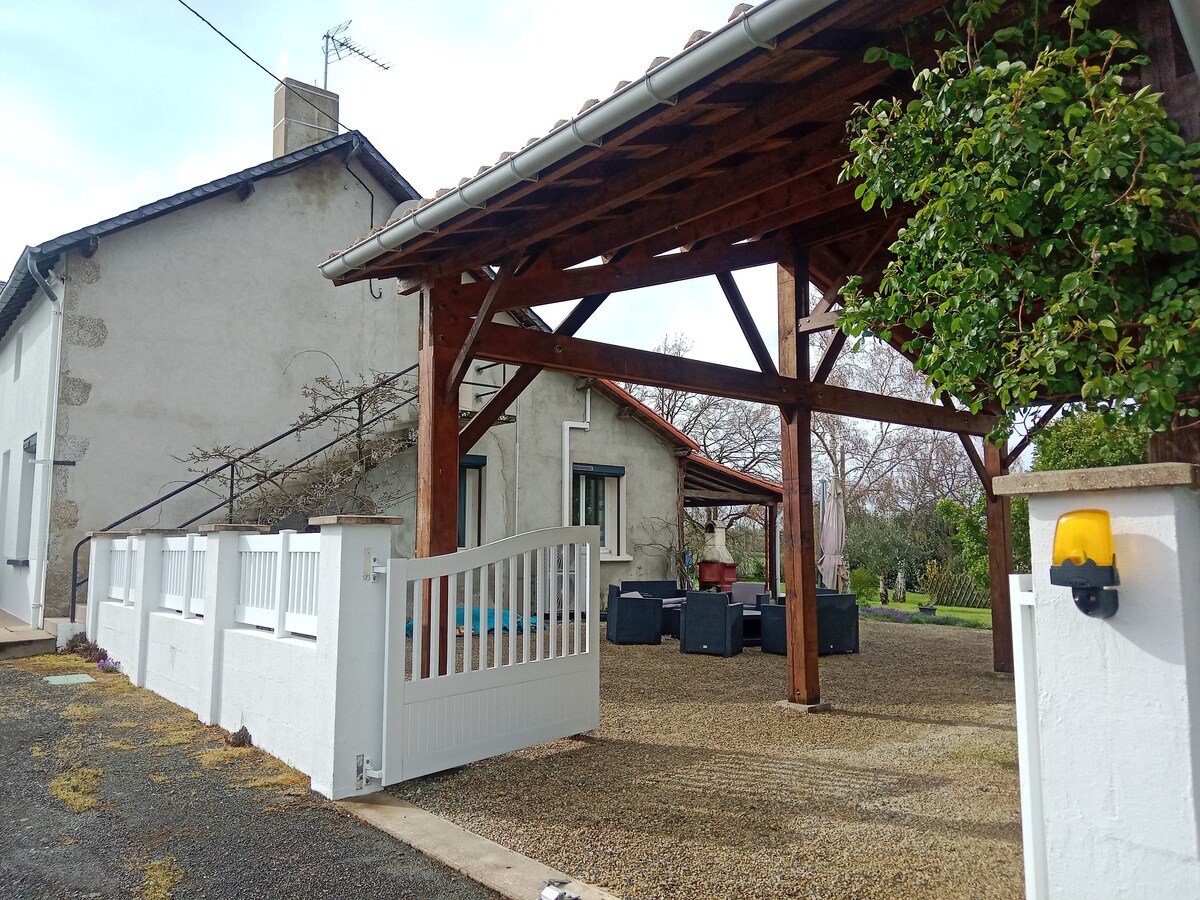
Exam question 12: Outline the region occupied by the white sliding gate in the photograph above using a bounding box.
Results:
[380,526,600,784]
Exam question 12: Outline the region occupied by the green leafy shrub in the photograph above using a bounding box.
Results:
[841,0,1200,440]
[849,567,878,603]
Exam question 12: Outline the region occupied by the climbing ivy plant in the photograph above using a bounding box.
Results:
[839,0,1200,440]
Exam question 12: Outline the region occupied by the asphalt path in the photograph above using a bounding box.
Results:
[0,656,501,900]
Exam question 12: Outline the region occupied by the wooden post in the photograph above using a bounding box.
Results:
[984,440,1014,673]
[778,244,821,705]
[676,457,688,586]
[765,503,778,599]
[416,283,461,676]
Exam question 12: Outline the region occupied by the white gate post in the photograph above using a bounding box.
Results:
[196,524,262,726]
[127,529,168,687]
[309,515,402,800]
[85,532,112,641]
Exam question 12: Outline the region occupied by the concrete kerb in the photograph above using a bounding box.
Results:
[339,793,621,900]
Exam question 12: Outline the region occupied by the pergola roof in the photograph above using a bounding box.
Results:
[322,0,943,295]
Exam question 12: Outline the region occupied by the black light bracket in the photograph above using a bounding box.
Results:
[1050,558,1120,619]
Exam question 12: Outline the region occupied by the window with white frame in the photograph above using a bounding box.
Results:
[572,463,624,555]
[458,455,486,549]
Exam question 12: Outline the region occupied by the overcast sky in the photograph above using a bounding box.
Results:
[1,0,786,368]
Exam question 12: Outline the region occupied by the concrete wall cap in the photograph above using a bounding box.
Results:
[197,523,272,533]
[307,515,405,526]
[86,530,135,538]
[994,462,1200,497]
[128,528,188,536]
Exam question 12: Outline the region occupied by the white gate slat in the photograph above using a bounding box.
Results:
[380,526,599,787]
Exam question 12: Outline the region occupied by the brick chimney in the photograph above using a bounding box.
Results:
[273,78,339,157]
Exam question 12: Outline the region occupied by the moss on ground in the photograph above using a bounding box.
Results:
[49,767,104,813]
[141,854,185,900]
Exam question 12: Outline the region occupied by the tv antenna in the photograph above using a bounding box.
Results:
[323,21,391,89]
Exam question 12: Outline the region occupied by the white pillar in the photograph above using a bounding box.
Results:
[195,525,264,726]
[127,530,167,688]
[996,463,1200,899]
[85,533,112,642]
[308,515,401,800]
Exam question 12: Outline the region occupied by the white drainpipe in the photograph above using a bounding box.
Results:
[561,389,591,527]
[26,252,63,632]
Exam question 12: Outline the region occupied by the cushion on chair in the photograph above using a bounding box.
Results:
[620,580,681,599]
[730,582,766,607]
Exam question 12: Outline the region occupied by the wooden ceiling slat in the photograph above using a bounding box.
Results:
[438,233,790,311]
[551,149,846,266]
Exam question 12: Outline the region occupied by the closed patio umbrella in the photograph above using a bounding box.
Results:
[818,477,845,592]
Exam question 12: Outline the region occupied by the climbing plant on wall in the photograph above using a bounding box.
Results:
[839,0,1200,441]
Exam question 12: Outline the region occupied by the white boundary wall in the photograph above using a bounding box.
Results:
[86,519,599,799]
[1000,464,1200,899]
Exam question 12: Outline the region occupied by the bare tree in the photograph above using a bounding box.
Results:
[178,372,417,526]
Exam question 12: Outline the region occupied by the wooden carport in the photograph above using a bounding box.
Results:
[321,0,1026,704]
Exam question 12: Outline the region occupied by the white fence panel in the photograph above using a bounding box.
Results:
[237,534,280,629]
[159,536,208,617]
[381,526,600,784]
[160,537,189,612]
[187,539,207,617]
[108,539,131,602]
[285,533,320,637]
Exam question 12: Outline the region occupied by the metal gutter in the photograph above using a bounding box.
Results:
[1169,0,1200,85]
[318,0,841,280]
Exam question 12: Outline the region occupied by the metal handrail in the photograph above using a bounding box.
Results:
[69,364,418,621]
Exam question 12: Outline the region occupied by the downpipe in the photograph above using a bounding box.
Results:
[27,252,63,630]
[560,389,591,526]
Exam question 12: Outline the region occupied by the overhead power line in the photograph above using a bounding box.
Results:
[173,0,350,134]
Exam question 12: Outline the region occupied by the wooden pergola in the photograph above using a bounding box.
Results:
[321,0,1199,704]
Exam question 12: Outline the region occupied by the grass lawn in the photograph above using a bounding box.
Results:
[861,592,994,629]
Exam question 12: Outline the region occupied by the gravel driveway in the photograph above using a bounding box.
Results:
[393,619,1023,900]
[0,653,500,900]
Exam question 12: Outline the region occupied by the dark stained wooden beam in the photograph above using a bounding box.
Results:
[444,255,518,405]
[459,293,609,451]
[1004,402,1065,469]
[416,284,462,677]
[778,239,820,706]
[812,331,846,384]
[985,441,1014,674]
[435,233,789,312]
[715,270,776,375]
[456,321,997,435]
[942,396,990,491]
[797,309,840,334]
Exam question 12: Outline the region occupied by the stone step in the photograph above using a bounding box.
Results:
[0,636,57,661]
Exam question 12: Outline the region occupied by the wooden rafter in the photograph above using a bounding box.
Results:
[444,255,519,404]
[433,234,789,312]
[1004,401,1066,469]
[458,293,609,451]
[452,321,996,435]
[715,271,776,375]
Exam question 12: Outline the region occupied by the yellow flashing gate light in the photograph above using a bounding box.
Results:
[1049,509,1119,619]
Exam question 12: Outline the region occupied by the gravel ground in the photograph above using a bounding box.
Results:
[0,654,500,900]
[392,620,1023,900]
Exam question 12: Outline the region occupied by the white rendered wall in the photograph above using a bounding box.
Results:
[143,612,207,714]
[368,363,681,600]
[218,629,317,777]
[1021,479,1200,897]
[0,291,59,623]
[45,155,414,616]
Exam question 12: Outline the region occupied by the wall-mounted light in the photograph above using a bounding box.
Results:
[1049,509,1119,618]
